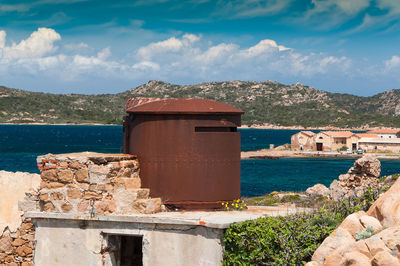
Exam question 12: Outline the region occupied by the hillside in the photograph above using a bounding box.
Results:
[1,80,400,127]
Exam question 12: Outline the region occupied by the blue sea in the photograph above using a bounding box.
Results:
[1,125,400,197]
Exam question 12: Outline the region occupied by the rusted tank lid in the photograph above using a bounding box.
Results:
[126,97,244,114]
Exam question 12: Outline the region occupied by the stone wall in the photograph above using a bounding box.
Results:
[35,152,162,215]
[291,132,315,151]
[0,171,40,265]
[0,219,35,265]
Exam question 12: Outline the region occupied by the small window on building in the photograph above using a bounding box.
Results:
[375,146,378,150]
[195,127,236,132]
[389,136,392,138]
[103,234,143,266]
[381,136,383,138]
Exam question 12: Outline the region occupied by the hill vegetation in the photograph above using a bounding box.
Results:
[2,80,400,127]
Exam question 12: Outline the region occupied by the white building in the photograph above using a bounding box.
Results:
[367,129,399,139]
[358,137,400,153]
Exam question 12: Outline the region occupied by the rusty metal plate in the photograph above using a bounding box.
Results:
[126,97,244,114]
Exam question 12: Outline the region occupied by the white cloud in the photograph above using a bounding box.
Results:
[196,43,238,64]
[0,31,5,49]
[300,0,400,32]
[132,34,351,81]
[215,0,292,19]
[132,61,160,71]
[348,0,400,33]
[0,4,31,13]
[129,19,145,28]
[182,33,200,43]
[301,0,371,29]
[385,55,400,69]
[377,0,400,15]
[64,42,89,51]
[0,28,389,95]
[97,47,111,60]
[306,0,370,16]
[36,55,66,70]
[334,0,370,15]
[1,28,61,59]
[137,37,185,60]
[244,39,290,57]
[0,29,352,85]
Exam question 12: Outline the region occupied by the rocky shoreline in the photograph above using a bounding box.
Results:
[245,155,400,265]
[240,123,400,131]
[241,149,400,160]
[305,155,400,265]
[2,122,400,132]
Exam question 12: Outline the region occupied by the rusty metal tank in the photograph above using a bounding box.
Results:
[123,97,244,210]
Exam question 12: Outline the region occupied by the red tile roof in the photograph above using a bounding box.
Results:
[367,129,399,134]
[301,131,315,137]
[323,131,355,138]
[356,133,379,138]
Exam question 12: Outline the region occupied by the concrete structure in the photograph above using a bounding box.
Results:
[358,138,400,153]
[6,152,308,265]
[367,129,399,139]
[313,131,357,152]
[291,131,315,151]
[27,206,304,265]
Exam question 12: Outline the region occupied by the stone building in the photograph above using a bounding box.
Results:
[313,131,358,152]
[291,131,315,151]
[0,152,299,266]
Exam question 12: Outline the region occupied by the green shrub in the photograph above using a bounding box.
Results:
[222,209,342,265]
[222,187,386,265]
[280,194,301,203]
[337,146,348,152]
[356,226,374,241]
[244,195,279,206]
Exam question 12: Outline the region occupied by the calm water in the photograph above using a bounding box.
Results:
[1,125,400,197]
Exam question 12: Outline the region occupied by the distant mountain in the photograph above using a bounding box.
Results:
[1,80,400,127]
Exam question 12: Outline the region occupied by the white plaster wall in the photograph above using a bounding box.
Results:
[34,221,103,266]
[33,219,224,266]
[376,133,397,139]
[144,225,223,266]
[0,171,40,233]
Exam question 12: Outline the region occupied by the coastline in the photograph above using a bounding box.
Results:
[239,123,400,131]
[0,122,119,126]
[241,149,400,160]
[2,122,399,131]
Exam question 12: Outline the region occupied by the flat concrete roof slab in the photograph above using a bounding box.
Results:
[26,206,310,229]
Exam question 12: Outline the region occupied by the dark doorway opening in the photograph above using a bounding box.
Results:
[316,143,323,151]
[195,126,237,132]
[104,234,143,266]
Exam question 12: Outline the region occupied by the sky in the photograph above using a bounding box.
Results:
[1,0,400,96]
